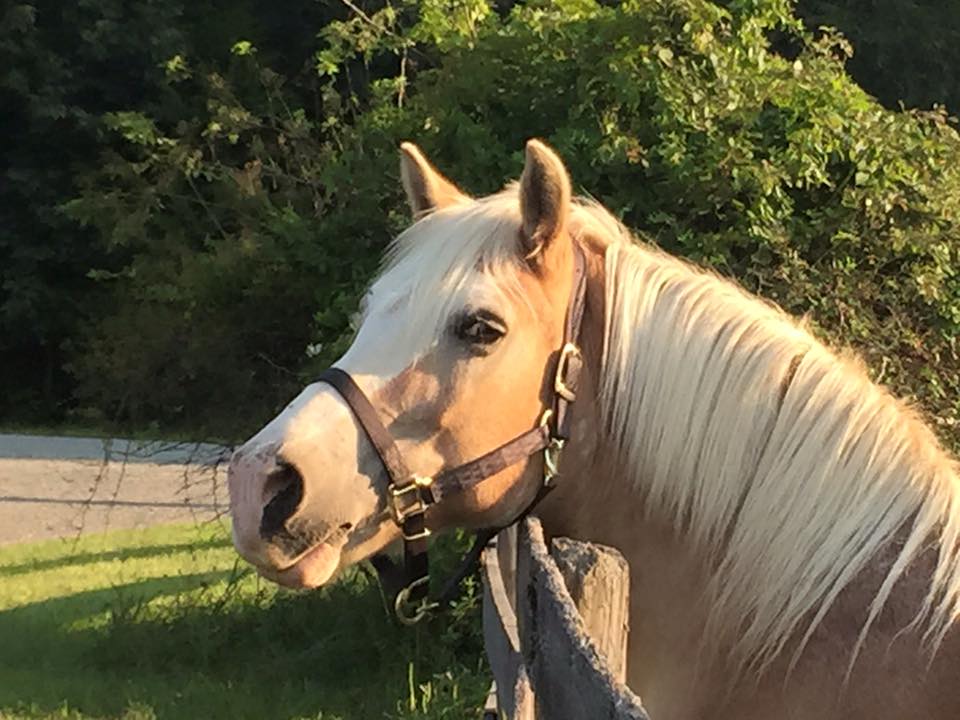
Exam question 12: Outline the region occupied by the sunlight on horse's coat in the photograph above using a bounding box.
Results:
[597,230,960,678]
[228,139,960,720]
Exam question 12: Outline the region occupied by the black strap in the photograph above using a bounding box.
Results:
[316,368,411,484]
[317,367,435,606]
[553,246,587,440]
[430,425,550,503]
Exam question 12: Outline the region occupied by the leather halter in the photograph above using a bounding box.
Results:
[317,242,588,624]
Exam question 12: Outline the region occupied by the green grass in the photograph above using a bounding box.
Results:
[0,522,487,720]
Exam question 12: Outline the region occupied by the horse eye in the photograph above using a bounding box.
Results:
[454,313,506,346]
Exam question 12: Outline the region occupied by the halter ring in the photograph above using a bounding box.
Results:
[394,576,439,626]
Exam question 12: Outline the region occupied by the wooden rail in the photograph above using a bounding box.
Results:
[482,517,650,719]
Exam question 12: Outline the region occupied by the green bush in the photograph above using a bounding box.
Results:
[0,0,185,423]
[64,0,959,449]
[0,0,362,428]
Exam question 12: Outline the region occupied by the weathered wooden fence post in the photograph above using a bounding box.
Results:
[551,536,631,683]
[482,524,534,719]
[482,517,649,719]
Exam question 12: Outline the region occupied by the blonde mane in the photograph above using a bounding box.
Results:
[380,185,960,673]
[580,201,960,674]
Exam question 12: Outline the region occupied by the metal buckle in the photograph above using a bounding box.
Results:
[539,410,565,486]
[554,342,582,402]
[403,526,432,542]
[539,408,554,430]
[543,437,565,486]
[388,475,433,525]
[394,576,439,626]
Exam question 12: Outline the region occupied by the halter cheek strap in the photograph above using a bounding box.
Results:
[317,242,587,624]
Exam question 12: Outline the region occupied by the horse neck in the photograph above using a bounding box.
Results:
[535,261,721,699]
[537,240,715,590]
[538,239,960,709]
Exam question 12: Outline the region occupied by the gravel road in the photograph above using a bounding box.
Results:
[0,434,233,545]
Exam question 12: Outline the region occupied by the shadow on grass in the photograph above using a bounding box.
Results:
[0,537,230,578]
[0,548,486,719]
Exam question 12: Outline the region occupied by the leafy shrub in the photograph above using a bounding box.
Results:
[0,0,186,422]
[65,0,959,450]
[66,49,401,438]
[0,0,363,428]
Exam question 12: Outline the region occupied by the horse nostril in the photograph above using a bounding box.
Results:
[259,459,305,539]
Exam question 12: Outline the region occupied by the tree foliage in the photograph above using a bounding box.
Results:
[4,0,959,450]
[0,0,357,429]
[1,1,184,422]
[795,0,960,112]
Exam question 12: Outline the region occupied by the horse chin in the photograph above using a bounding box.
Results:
[261,518,400,590]
[263,541,343,589]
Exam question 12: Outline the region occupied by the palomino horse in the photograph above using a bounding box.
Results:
[228,140,960,719]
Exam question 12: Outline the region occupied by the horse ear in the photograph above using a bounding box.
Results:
[519,139,572,259]
[399,142,468,217]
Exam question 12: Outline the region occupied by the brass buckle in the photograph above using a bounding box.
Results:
[394,576,439,626]
[543,437,565,486]
[539,408,554,431]
[539,410,565,486]
[554,342,582,402]
[403,526,432,542]
[388,475,433,525]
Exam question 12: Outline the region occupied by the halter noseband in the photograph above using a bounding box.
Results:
[316,243,587,624]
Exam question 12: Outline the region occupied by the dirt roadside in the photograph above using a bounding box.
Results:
[0,434,232,545]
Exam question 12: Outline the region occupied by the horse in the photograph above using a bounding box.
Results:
[227,139,960,719]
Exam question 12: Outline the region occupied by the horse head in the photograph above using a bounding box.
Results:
[227,140,588,596]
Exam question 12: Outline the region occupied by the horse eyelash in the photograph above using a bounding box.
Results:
[451,309,507,344]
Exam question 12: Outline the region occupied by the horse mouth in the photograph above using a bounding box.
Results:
[258,518,391,590]
[254,521,350,589]
[262,541,343,589]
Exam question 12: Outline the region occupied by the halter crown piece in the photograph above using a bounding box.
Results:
[317,242,588,624]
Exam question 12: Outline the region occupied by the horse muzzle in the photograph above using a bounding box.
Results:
[227,440,360,584]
